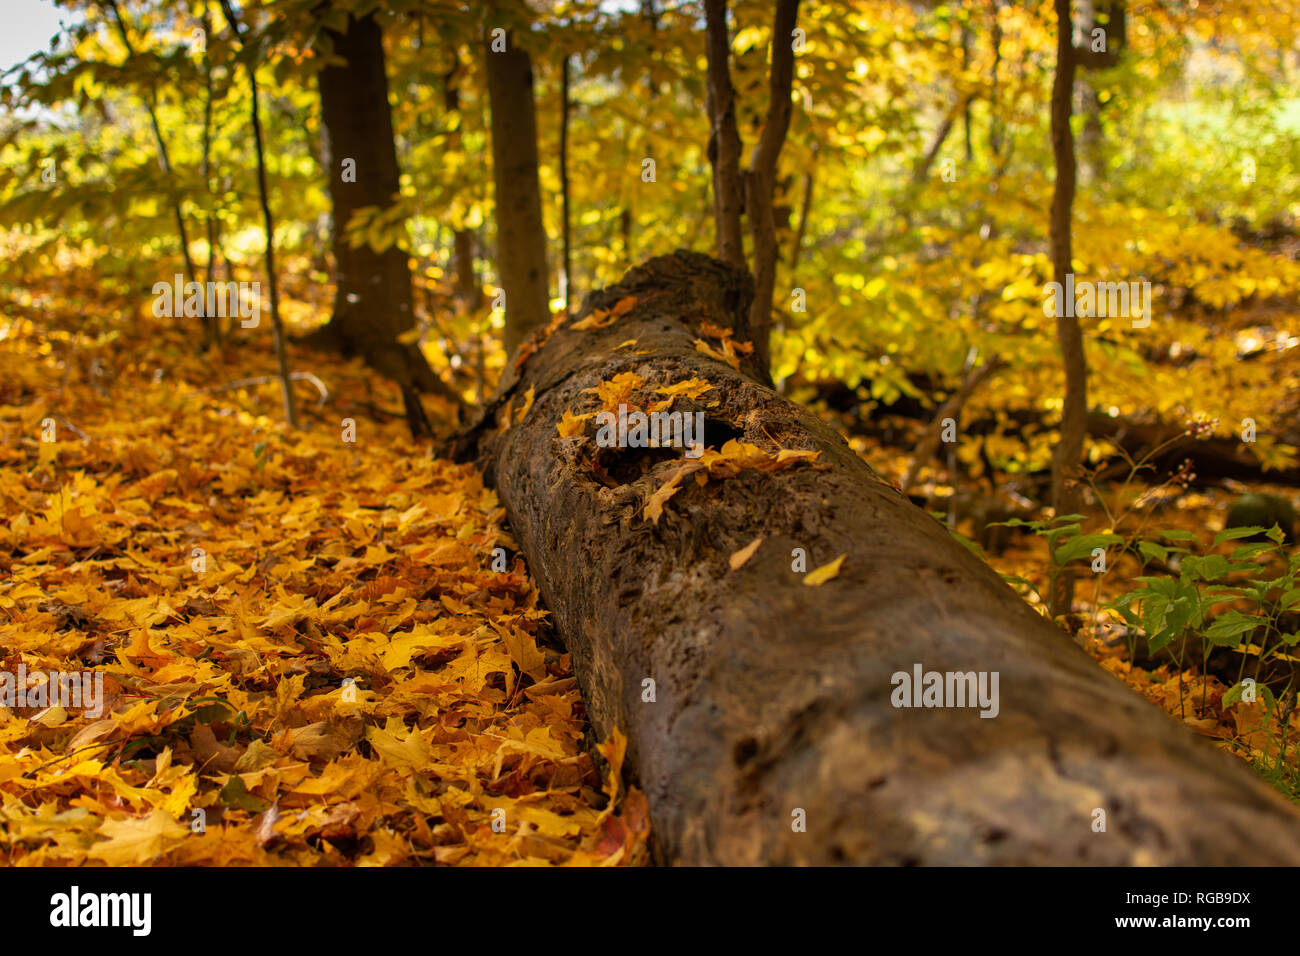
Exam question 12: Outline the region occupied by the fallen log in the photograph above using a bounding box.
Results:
[451,250,1300,865]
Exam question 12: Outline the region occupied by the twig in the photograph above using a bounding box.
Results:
[200,371,329,408]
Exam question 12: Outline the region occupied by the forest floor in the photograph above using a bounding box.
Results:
[1,275,1296,867]
[0,277,649,866]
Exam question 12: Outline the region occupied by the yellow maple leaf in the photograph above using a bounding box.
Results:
[366,719,432,770]
[641,457,711,523]
[581,371,645,411]
[556,408,594,437]
[654,377,714,400]
[87,810,189,865]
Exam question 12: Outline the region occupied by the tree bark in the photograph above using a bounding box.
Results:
[704,0,745,269]
[560,53,573,315]
[450,250,1300,866]
[745,0,801,375]
[1076,0,1125,185]
[1049,0,1085,617]
[988,0,1003,159]
[485,31,551,355]
[443,61,482,315]
[312,11,460,423]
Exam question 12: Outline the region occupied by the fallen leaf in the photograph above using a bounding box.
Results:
[729,537,763,570]
[556,408,594,437]
[87,810,189,865]
[804,554,846,586]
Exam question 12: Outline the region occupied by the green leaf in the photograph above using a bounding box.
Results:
[1203,611,1267,643]
[1054,532,1124,565]
[1214,525,1268,547]
[1199,554,1230,581]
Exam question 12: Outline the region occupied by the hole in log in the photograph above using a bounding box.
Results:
[594,418,746,486]
[703,417,744,448]
[598,445,681,485]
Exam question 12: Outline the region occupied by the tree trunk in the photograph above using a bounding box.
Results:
[219,0,296,428]
[312,11,458,421]
[444,62,482,315]
[901,354,1006,495]
[704,0,745,269]
[745,0,801,375]
[485,31,551,355]
[449,250,1300,866]
[988,0,1003,159]
[1049,0,1086,617]
[560,53,573,315]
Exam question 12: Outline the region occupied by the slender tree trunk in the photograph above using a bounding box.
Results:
[444,62,482,315]
[1080,81,1106,185]
[105,0,198,318]
[311,11,458,428]
[901,355,1006,496]
[912,98,965,183]
[1049,0,1085,617]
[484,31,551,355]
[989,0,1003,159]
[450,251,1300,866]
[560,54,573,314]
[218,0,297,428]
[451,230,479,312]
[1076,0,1126,184]
[960,19,974,162]
[704,0,745,268]
[789,151,815,274]
[199,6,222,348]
[745,0,801,376]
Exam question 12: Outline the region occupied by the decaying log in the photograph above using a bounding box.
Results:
[451,250,1300,865]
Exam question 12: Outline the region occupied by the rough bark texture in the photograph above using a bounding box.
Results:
[704,0,746,269]
[745,0,800,375]
[451,250,1300,866]
[445,62,482,315]
[485,33,551,355]
[1049,0,1085,616]
[312,12,452,410]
